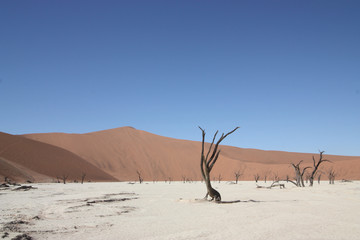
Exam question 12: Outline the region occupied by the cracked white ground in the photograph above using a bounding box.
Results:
[1,181,359,240]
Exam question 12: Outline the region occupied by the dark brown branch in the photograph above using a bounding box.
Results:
[205,130,218,162]
[309,151,332,186]
[198,126,239,202]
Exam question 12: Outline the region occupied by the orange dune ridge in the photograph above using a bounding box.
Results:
[0,132,117,183]
[19,126,360,182]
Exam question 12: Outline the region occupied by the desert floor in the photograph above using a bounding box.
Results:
[1,181,359,240]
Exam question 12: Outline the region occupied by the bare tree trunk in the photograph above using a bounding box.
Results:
[234,171,241,184]
[273,172,279,182]
[81,172,86,184]
[199,126,239,202]
[235,174,240,184]
[182,175,186,183]
[136,170,143,184]
[309,151,331,187]
[328,169,336,184]
[60,174,69,184]
[234,166,245,184]
[254,174,260,183]
[291,161,310,187]
[264,170,271,183]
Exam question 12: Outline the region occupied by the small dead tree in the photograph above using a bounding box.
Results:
[182,175,186,183]
[81,172,86,184]
[254,174,260,183]
[264,171,271,183]
[217,174,223,183]
[318,173,322,184]
[234,165,246,184]
[234,171,241,184]
[136,170,143,184]
[199,126,239,202]
[273,172,279,182]
[291,161,310,187]
[328,168,336,184]
[309,151,331,187]
[60,174,69,184]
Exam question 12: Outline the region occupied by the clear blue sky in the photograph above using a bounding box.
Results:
[1,1,359,156]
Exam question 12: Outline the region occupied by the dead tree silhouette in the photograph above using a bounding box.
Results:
[328,168,336,184]
[291,161,310,187]
[309,151,331,187]
[81,172,86,184]
[199,126,239,202]
[136,170,143,184]
[59,174,69,184]
[234,165,246,184]
[254,173,260,183]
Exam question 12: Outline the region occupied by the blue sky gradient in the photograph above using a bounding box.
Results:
[1,1,359,155]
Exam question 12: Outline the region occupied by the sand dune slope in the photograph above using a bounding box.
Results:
[24,127,360,181]
[0,132,117,182]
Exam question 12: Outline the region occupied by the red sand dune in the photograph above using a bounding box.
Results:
[23,127,360,182]
[0,132,117,182]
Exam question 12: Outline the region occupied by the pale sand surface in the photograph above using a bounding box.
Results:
[1,181,359,240]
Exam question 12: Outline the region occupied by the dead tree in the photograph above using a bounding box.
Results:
[328,168,336,184]
[182,175,186,183]
[318,173,322,184]
[199,126,239,202]
[273,172,280,182]
[217,174,223,183]
[81,172,86,184]
[254,174,260,183]
[264,171,271,183]
[309,151,331,187]
[234,171,241,184]
[136,170,143,184]
[234,165,246,184]
[291,161,310,187]
[60,174,69,184]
